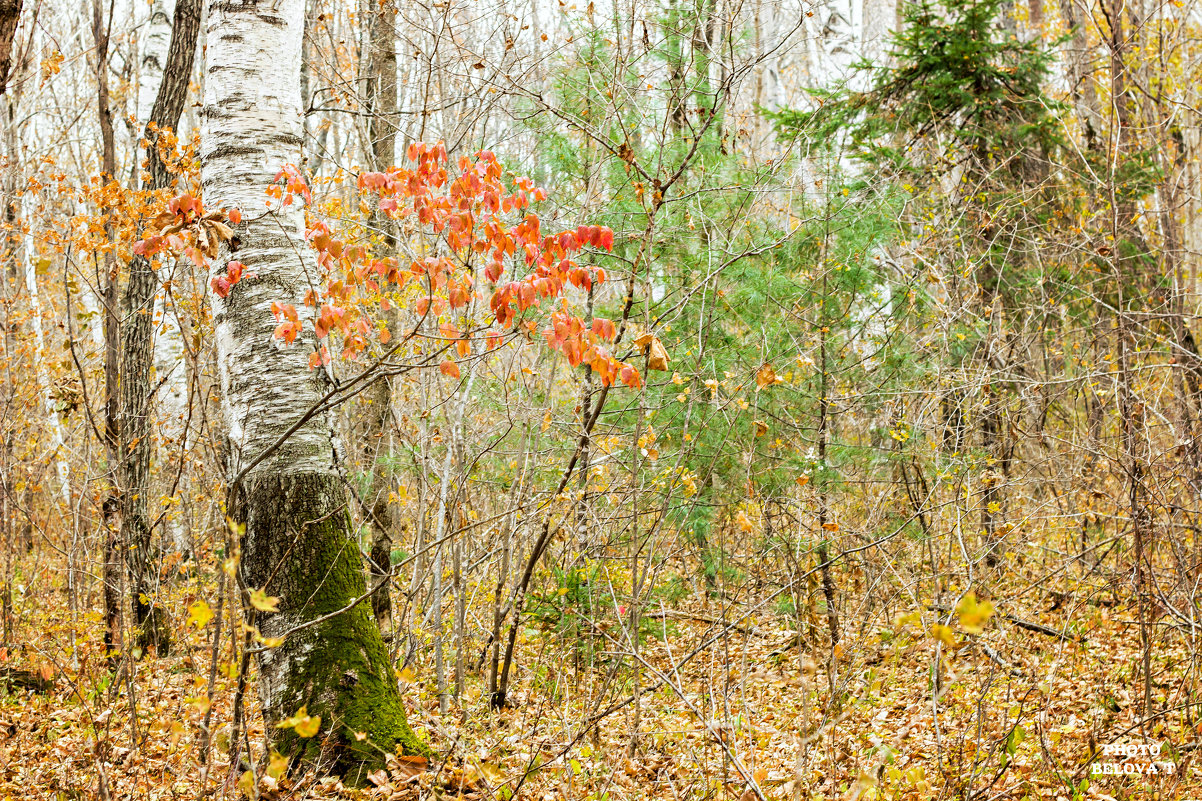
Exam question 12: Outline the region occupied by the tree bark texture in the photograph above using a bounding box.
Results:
[201,0,427,777]
[363,0,398,627]
[119,0,202,658]
[0,0,21,96]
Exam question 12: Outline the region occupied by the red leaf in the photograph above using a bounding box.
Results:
[440,360,461,379]
[591,317,616,340]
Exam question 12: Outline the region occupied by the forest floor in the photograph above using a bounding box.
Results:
[0,560,1198,801]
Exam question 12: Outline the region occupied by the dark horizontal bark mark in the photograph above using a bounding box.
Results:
[209,1,288,27]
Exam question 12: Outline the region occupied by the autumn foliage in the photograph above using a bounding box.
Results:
[130,143,637,387]
[264,142,640,386]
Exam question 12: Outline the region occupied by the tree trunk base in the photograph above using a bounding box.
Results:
[234,472,430,782]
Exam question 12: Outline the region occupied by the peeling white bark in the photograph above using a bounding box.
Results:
[151,284,187,431]
[202,0,334,479]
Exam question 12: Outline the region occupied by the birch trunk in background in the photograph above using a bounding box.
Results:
[152,284,190,552]
[119,0,201,658]
[21,230,70,506]
[140,0,193,558]
[136,0,173,124]
[201,0,427,776]
[3,75,69,507]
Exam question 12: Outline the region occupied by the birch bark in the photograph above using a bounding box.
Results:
[21,230,70,507]
[119,0,201,658]
[142,0,193,556]
[201,0,426,776]
[1,63,70,507]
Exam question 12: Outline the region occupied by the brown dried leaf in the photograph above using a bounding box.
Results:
[647,337,669,371]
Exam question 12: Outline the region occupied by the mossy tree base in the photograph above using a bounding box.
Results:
[234,472,430,782]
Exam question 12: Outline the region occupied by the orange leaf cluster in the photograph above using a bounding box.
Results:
[138,143,639,387]
[286,141,638,386]
[132,193,239,277]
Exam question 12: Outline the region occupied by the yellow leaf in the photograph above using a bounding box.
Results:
[187,695,211,714]
[955,592,995,635]
[755,364,777,389]
[187,600,213,629]
[249,588,280,613]
[277,705,321,738]
[267,751,289,779]
[754,420,768,437]
[795,475,809,487]
[295,714,321,738]
[398,666,416,684]
[930,624,956,648]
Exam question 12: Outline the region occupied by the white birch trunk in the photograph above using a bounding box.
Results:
[202,0,329,474]
[152,283,191,552]
[138,0,193,554]
[79,284,109,356]
[137,0,175,130]
[69,200,110,355]
[22,231,71,507]
[201,0,426,776]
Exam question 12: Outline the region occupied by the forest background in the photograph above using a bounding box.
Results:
[0,0,1196,798]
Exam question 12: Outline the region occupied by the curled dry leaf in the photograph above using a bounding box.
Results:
[634,333,670,371]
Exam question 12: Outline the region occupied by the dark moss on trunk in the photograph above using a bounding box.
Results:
[233,472,430,781]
